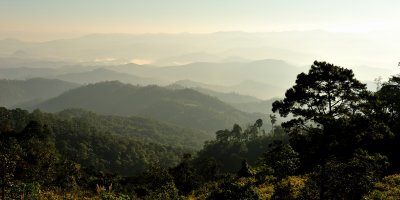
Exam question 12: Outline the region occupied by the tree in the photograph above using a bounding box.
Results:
[169,153,200,195]
[272,61,370,157]
[269,114,276,135]
[232,124,243,141]
[272,61,370,199]
[0,126,20,200]
[237,160,253,177]
[215,129,231,143]
[260,142,299,179]
[324,149,388,199]
[376,75,400,126]
[255,119,263,133]
[376,75,400,173]
[272,61,368,126]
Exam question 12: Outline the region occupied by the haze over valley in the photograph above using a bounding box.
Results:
[1,0,400,199]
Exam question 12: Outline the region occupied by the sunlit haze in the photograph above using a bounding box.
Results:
[0,0,399,92]
[3,2,400,196]
[1,0,399,39]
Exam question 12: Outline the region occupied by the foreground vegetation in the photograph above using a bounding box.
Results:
[2,61,400,199]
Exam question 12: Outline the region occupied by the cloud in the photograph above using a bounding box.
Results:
[130,58,152,65]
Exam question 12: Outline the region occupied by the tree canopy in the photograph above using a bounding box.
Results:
[272,61,368,128]
[272,61,390,199]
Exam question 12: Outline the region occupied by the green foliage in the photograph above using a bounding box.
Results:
[16,121,60,184]
[194,157,221,181]
[33,81,262,132]
[9,182,41,200]
[3,61,400,199]
[169,154,201,195]
[56,108,211,150]
[364,174,400,200]
[207,177,262,200]
[143,182,179,200]
[273,176,307,200]
[298,173,320,200]
[237,160,253,178]
[322,150,388,199]
[376,75,400,173]
[273,61,368,123]
[197,122,286,172]
[272,61,372,167]
[99,192,131,200]
[0,107,198,176]
[260,142,300,178]
[377,76,400,121]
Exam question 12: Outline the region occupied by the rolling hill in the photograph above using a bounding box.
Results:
[31,81,265,132]
[0,78,79,107]
[0,107,211,175]
[168,82,277,114]
[54,108,212,150]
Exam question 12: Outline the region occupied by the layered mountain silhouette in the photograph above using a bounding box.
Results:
[31,81,264,132]
[55,68,164,85]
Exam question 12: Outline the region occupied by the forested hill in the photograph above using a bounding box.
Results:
[30,81,264,132]
[0,78,79,107]
[3,61,400,199]
[0,107,208,175]
[55,108,212,149]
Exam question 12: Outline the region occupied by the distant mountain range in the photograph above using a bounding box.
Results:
[0,76,279,116]
[0,59,384,101]
[0,59,298,99]
[169,83,262,104]
[111,59,302,88]
[169,81,278,114]
[55,68,165,85]
[1,31,397,69]
[172,79,285,100]
[0,32,306,65]
[30,81,265,132]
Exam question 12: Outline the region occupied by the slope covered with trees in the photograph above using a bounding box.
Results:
[0,108,209,177]
[31,81,263,132]
[54,108,212,149]
[4,61,400,199]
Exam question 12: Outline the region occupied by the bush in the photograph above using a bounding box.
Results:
[9,182,40,200]
[364,174,400,200]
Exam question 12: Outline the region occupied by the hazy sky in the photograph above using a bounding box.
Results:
[1,0,399,40]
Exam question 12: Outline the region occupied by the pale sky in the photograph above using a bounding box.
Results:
[1,0,399,41]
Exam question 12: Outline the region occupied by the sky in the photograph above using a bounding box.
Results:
[0,0,399,41]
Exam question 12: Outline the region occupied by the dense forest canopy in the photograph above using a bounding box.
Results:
[30,81,264,132]
[2,61,400,199]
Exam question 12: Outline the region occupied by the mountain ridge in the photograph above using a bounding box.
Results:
[30,81,265,132]
[0,78,79,107]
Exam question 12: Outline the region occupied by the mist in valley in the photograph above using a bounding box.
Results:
[1,1,400,199]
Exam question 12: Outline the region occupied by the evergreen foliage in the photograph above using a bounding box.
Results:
[2,61,400,199]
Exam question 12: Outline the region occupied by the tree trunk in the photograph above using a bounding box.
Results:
[319,161,326,200]
[1,162,4,200]
[320,128,329,200]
